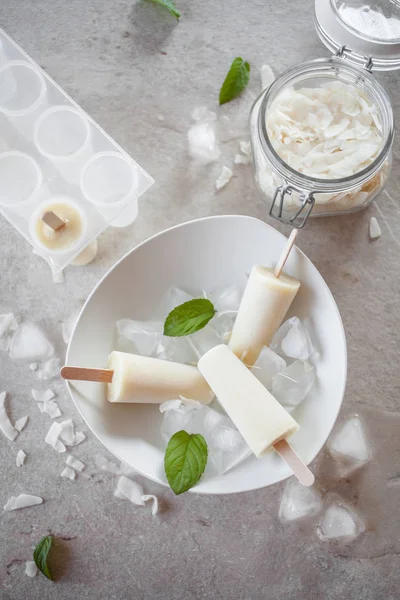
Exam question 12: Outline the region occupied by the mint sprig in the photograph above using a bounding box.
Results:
[146,0,180,19]
[163,298,216,337]
[164,430,208,494]
[33,535,54,581]
[219,57,251,105]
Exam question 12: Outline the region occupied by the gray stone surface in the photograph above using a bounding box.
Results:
[1,1,400,598]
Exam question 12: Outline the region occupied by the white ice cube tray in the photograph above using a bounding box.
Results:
[0,29,154,272]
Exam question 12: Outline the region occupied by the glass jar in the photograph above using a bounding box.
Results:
[250,0,399,227]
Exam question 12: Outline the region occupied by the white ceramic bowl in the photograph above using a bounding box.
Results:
[66,216,347,494]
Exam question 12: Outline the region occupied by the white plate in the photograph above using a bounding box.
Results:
[66,215,347,494]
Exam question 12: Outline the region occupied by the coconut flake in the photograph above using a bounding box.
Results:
[16,449,27,467]
[45,421,65,453]
[59,420,75,445]
[53,439,66,453]
[43,400,62,419]
[14,416,28,433]
[0,313,18,338]
[369,216,381,240]
[260,64,275,90]
[66,455,85,472]
[0,391,18,441]
[36,358,61,381]
[72,431,86,446]
[215,166,233,190]
[25,561,38,577]
[239,140,252,157]
[142,494,159,516]
[61,466,76,481]
[4,494,43,511]
[31,388,55,403]
[29,363,38,371]
[115,476,145,505]
[234,154,250,165]
[95,454,121,474]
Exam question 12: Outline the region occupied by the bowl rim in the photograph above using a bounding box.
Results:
[65,214,347,495]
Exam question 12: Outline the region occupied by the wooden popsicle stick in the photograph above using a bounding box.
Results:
[274,229,298,279]
[42,211,65,232]
[60,366,114,383]
[273,439,315,487]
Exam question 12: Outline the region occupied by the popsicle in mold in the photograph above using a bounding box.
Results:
[229,230,300,366]
[198,344,314,486]
[61,351,214,405]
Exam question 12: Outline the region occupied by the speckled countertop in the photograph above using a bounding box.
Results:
[1,1,400,598]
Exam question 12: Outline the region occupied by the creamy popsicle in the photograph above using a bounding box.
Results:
[107,351,214,404]
[229,266,300,366]
[198,344,299,457]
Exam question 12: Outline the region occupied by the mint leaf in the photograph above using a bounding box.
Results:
[164,430,208,494]
[33,535,53,581]
[164,298,216,337]
[146,0,180,19]
[219,57,250,105]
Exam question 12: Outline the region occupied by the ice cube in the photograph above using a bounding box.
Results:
[62,308,81,344]
[215,166,233,190]
[116,319,160,356]
[188,122,221,165]
[188,325,221,358]
[271,317,314,360]
[211,426,243,452]
[159,287,194,316]
[279,477,323,522]
[208,284,243,312]
[272,360,315,411]
[156,335,197,364]
[327,415,371,476]
[160,402,196,442]
[212,312,236,343]
[0,313,18,338]
[318,495,364,541]
[36,358,61,381]
[250,347,287,390]
[9,323,54,361]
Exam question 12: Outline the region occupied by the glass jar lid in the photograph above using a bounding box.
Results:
[315,0,400,70]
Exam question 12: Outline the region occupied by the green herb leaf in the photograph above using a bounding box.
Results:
[163,298,216,337]
[219,57,251,105]
[146,0,181,19]
[164,430,208,494]
[33,535,53,581]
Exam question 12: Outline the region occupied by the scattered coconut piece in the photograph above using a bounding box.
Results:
[43,400,62,419]
[4,494,43,511]
[239,140,252,157]
[52,270,64,284]
[29,363,38,371]
[142,494,158,516]
[369,216,381,240]
[45,422,66,453]
[234,154,250,165]
[25,561,38,577]
[215,166,233,190]
[59,420,75,445]
[115,476,145,505]
[0,313,18,338]
[16,449,27,467]
[95,454,121,474]
[72,431,86,446]
[14,416,28,433]
[66,455,85,472]
[260,64,275,90]
[0,391,18,441]
[119,462,137,477]
[188,122,221,165]
[31,388,55,403]
[61,466,76,481]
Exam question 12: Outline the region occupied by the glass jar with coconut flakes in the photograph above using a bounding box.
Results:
[250,0,400,227]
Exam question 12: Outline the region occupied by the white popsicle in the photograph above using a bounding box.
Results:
[106,351,213,404]
[229,266,300,366]
[198,344,299,457]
